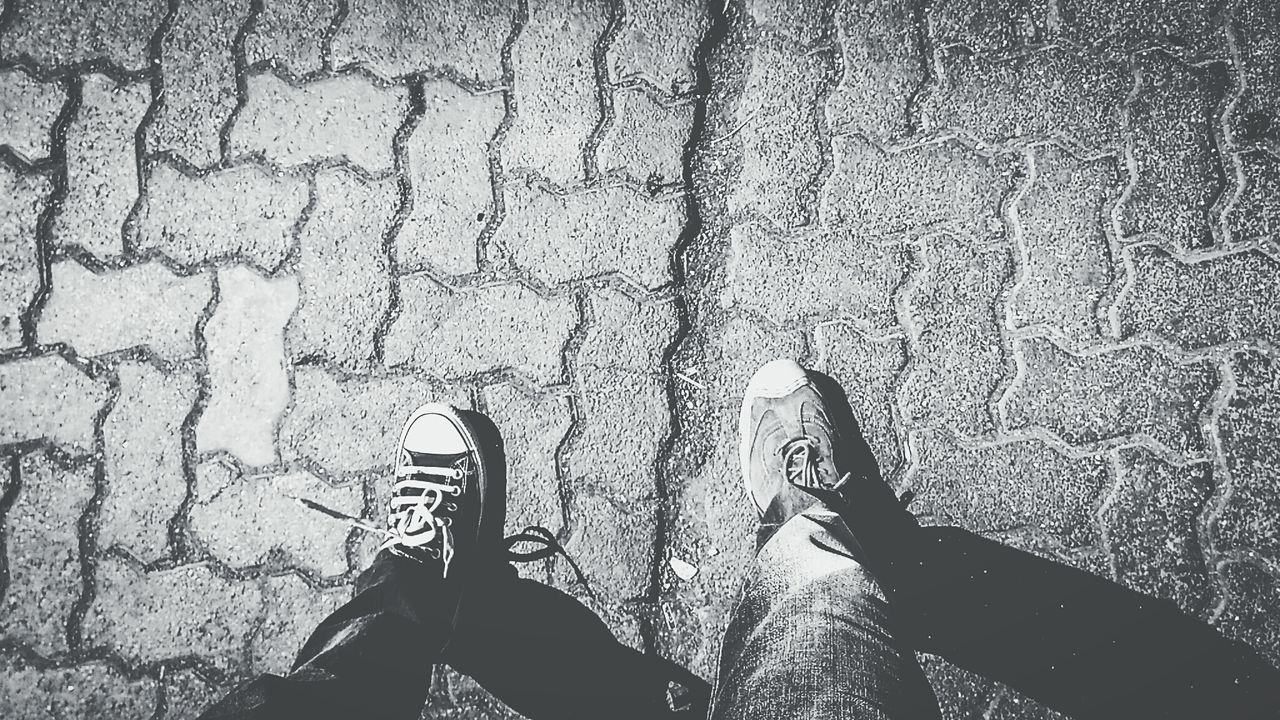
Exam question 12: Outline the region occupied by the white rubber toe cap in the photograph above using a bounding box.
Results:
[744,358,808,399]
[401,407,468,454]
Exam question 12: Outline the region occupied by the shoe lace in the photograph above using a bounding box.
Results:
[504,525,597,599]
[379,453,466,577]
[780,436,825,489]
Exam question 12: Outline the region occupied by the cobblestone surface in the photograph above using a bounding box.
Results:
[2,1,1279,718]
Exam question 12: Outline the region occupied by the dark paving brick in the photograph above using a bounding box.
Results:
[813,322,909,479]
[1118,244,1280,351]
[0,452,93,657]
[597,87,694,188]
[0,68,64,162]
[244,0,340,76]
[0,657,158,720]
[0,0,166,72]
[1214,561,1280,668]
[38,259,213,361]
[0,163,49,350]
[1213,350,1280,565]
[607,0,705,95]
[1004,338,1217,457]
[1229,0,1280,152]
[1224,149,1280,251]
[249,574,350,674]
[929,0,1046,55]
[287,167,394,367]
[100,361,196,563]
[0,354,111,452]
[561,491,655,601]
[1058,0,1229,60]
[825,0,923,142]
[481,382,571,538]
[195,266,297,467]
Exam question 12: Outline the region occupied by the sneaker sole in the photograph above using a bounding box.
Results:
[738,358,810,515]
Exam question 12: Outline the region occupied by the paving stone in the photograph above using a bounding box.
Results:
[825,0,924,142]
[1214,561,1280,668]
[228,72,410,174]
[1214,351,1280,565]
[84,558,262,671]
[0,68,64,162]
[481,382,571,537]
[1004,338,1216,456]
[988,691,1069,720]
[821,136,1014,241]
[929,0,1045,55]
[0,0,165,71]
[1102,448,1212,614]
[1224,149,1280,251]
[561,492,655,601]
[1058,0,1228,60]
[249,574,350,675]
[1228,0,1280,151]
[596,87,694,188]
[920,656,999,720]
[607,0,704,95]
[1120,51,1228,252]
[0,164,48,349]
[504,0,606,186]
[51,75,148,259]
[245,0,341,76]
[1012,146,1121,343]
[39,260,213,361]
[133,162,309,269]
[699,311,808,409]
[100,361,196,563]
[920,46,1129,153]
[908,431,1108,548]
[331,0,516,83]
[724,215,909,328]
[161,669,225,720]
[280,366,469,475]
[813,323,909,478]
[0,657,158,720]
[741,0,830,46]
[147,0,249,168]
[397,80,502,276]
[0,354,111,452]
[287,167,394,367]
[899,234,1011,437]
[196,266,297,467]
[0,453,94,657]
[1118,244,1280,351]
[495,181,684,290]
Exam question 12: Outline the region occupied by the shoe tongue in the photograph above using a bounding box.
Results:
[405,450,467,469]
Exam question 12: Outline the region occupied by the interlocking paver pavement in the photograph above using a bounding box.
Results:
[2,1,1279,717]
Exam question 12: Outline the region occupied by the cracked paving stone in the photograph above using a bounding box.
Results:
[1229,0,1280,151]
[1058,0,1229,60]
[288,167,394,367]
[0,68,64,162]
[1214,561,1280,667]
[100,361,196,564]
[0,0,165,72]
[899,234,1011,437]
[84,558,263,671]
[133,162,309,269]
[228,72,410,174]
[280,367,469,475]
[0,163,49,349]
[196,266,297,467]
[481,382,571,538]
[0,354,111,451]
[560,492,655,601]
[397,80,503,277]
[1120,51,1228,252]
[0,657,158,720]
[1102,448,1212,614]
[821,137,1015,241]
[190,460,359,577]
[493,181,684,290]
[147,0,249,168]
[51,75,148,259]
[908,431,1108,549]
[162,669,225,720]
[724,215,909,328]
[1214,351,1280,565]
[607,0,705,95]
[920,46,1129,154]
[504,0,606,186]
[929,0,1046,55]
[825,0,923,142]
[813,323,909,478]
[250,574,350,675]
[1118,244,1280,351]
[596,88,694,188]
[332,0,516,84]
[1012,146,1121,343]
[244,0,340,76]
[0,453,94,657]
[1004,338,1217,456]
[1225,150,1280,251]
[37,259,214,362]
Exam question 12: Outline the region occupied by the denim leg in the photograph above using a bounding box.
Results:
[708,509,941,720]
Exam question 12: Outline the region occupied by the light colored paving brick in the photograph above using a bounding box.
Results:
[0,453,93,657]
[0,657,158,720]
[607,0,704,95]
[494,181,684,289]
[929,0,1045,55]
[397,80,502,276]
[249,574,350,675]
[287,167,394,367]
[596,88,694,188]
[0,164,48,349]
[133,162,309,269]
[161,669,224,720]
[38,260,213,361]
[813,322,909,478]
[196,266,297,467]
[52,75,148,259]
[1224,150,1280,251]
[190,460,359,577]
[742,0,828,45]
[826,0,923,142]
[1011,146,1121,343]
[1214,351,1280,565]
[0,0,165,71]
[0,354,111,451]
[100,361,196,563]
[0,68,64,162]
[1229,0,1280,152]
[1058,0,1228,60]
[228,72,410,173]
[482,382,571,537]
[245,0,340,75]
[1004,338,1217,456]
[701,311,807,407]
[1215,562,1280,667]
